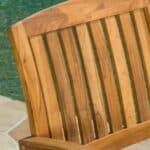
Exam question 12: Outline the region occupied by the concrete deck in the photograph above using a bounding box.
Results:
[0,95,149,150]
[0,96,30,150]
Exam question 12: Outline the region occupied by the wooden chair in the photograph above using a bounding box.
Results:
[8,0,150,149]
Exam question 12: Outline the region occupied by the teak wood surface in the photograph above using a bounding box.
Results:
[8,0,150,150]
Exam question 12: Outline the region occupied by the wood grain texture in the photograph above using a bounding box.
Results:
[8,23,50,137]
[59,28,94,143]
[75,24,108,137]
[20,137,83,150]
[22,0,150,36]
[30,36,64,139]
[8,0,150,149]
[46,31,80,143]
[133,9,150,100]
[20,120,150,150]
[88,20,122,132]
[85,120,150,150]
[104,16,137,127]
[144,5,150,31]
[119,13,150,121]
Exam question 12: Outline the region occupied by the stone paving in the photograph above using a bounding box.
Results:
[0,95,149,150]
[0,96,30,150]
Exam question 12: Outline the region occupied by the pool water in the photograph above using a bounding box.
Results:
[0,0,64,100]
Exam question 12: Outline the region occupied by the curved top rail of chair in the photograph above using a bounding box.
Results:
[12,0,150,36]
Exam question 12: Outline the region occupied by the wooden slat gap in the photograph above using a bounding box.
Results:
[57,30,82,143]
[86,22,111,135]
[100,19,124,131]
[103,17,127,128]
[130,10,150,93]
[131,9,150,106]
[144,6,150,32]
[42,34,65,118]
[116,15,140,122]
[29,36,51,137]
[118,12,150,121]
[72,27,97,142]
[129,11,150,115]
[43,32,72,140]
[38,34,66,139]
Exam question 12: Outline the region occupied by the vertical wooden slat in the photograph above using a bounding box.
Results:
[88,21,122,132]
[46,32,80,143]
[59,28,95,143]
[75,24,108,138]
[9,23,49,137]
[104,17,137,127]
[133,9,150,100]
[144,6,150,32]
[30,36,64,140]
[119,13,150,121]
[147,5,150,13]
[75,24,109,138]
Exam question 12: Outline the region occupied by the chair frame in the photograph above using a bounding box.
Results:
[8,0,150,150]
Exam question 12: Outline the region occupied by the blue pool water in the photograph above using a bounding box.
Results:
[0,0,64,100]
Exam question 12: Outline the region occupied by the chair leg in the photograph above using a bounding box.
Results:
[19,143,26,150]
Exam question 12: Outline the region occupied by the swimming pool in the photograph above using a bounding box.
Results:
[0,0,64,100]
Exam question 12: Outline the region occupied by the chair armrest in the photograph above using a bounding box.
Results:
[84,120,150,150]
[19,137,83,150]
[19,121,150,150]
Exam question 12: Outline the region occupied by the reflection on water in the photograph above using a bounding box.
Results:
[0,0,64,100]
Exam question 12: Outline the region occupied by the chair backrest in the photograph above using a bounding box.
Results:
[9,0,150,145]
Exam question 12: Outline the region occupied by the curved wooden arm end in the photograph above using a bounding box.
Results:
[19,137,83,150]
[19,120,150,150]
